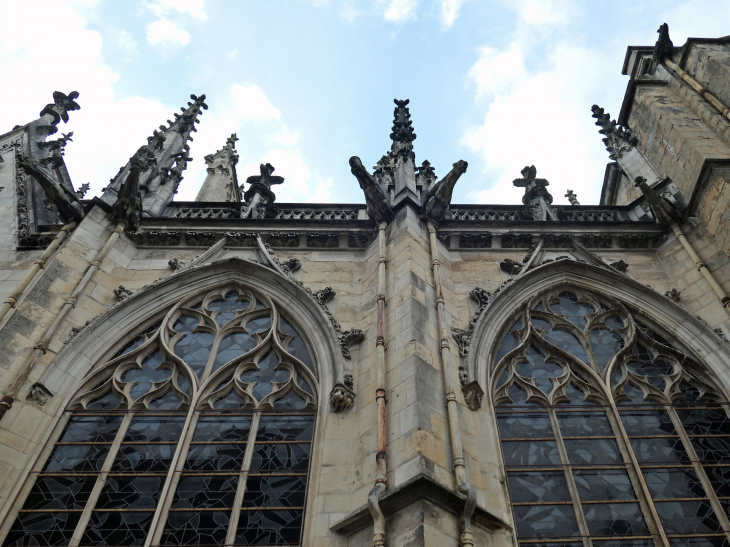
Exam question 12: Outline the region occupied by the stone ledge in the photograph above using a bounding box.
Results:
[330,473,509,536]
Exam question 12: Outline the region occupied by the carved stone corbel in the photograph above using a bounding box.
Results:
[26,382,53,406]
[461,381,484,411]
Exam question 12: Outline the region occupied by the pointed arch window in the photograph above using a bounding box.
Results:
[2,283,317,547]
[492,287,730,547]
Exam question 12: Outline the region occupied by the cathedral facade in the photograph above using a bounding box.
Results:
[0,25,730,547]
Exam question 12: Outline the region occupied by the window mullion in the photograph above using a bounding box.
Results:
[547,408,592,547]
[225,410,261,545]
[666,406,730,536]
[606,402,670,547]
[200,331,223,383]
[68,412,135,547]
[145,410,200,547]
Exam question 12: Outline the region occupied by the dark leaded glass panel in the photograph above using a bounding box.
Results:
[603,315,625,330]
[620,410,677,436]
[703,465,730,497]
[543,330,589,365]
[80,511,154,546]
[113,320,162,359]
[582,503,649,536]
[173,328,213,379]
[689,437,730,463]
[667,538,730,547]
[208,291,250,326]
[563,438,622,465]
[111,444,177,473]
[515,347,562,395]
[122,351,172,402]
[58,415,123,443]
[557,411,613,437]
[497,413,553,439]
[274,389,307,409]
[280,317,314,373]
[3,511,82,547]
[618,382,652,405]
[549,292,595,329]
[214,332,260,371]
[236,509,303,545]
[531,317,552,331]
[573,468,636,501]
[513,504,580,538]
[21,476,96,510]
[186,443,248,472]
[593,541,656,547]
[193,416,250,443]
[123,416,185,442]
[95,476,164,511]
[250,444,311,473]
[654,500,722,534]
[240,352,289,401]
[630,437,691,464]
[643,467,706,499]
[507,471,571,503]
[628,352,674,390]
[677,408,730,436]
[503,384,542,407]
[495,318,523,365]
[257,415,314,442]
[161,511,230,546]
[590,328,625,371]
[636,321,676,349]
[171,476,238,509]
[241,475,307,508]
[502,440,561,467]
[680,383,705,403]
[522,543,582,547]
[42,444,109,473]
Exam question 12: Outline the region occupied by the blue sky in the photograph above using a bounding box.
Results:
[1,0,729,206]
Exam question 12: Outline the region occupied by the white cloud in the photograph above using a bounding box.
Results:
[440,0,465,29]
[146,19,191,47]
[468,43,527,98]
[226,48,239,59]
[230,83,281,122]
[272,125,301,147]
[143,0,207,21]
[382,0,417,22]
[110,28,138,60]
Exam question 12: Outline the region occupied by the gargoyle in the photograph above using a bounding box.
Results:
[17,155,84,224]
[635,176,682,229]
[349,156,394,224]
[111,147,153,231]
[652,23,673,68]
[420,160,468,226]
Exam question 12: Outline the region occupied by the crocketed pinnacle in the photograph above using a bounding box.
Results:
[390,99,416,145]
[591,104,638,159]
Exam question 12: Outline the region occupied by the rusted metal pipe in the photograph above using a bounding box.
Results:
[368,221,388,547]
[427,221,476,547]
[664,59,730,120]
[0,220,126,422]
[0,221,77,326]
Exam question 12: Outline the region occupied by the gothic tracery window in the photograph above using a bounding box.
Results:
[2,283,317,547]
[493,287,730,547]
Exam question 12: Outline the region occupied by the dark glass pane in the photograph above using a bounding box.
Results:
[274,389,307,409]
[497,413,553,439]
[502,440,561,467]
[573,468,636,501]
[655,500,722,534]
[521,543,582,547]
[703,465,730,497]
[628,355,674,390]
[241,475,307,508]
[21,476,96,510]
[677,408,730,436]
[593,541,655,547]
[193,415,251,443]
[549,292,594,329]
[3,511,82,547]
[174,329,213,379]
[557,384,598,407]
[620,410,677,436]
[618,382,651,405]
[215,389,250,409]
[642,467,705,499]
[582,503,649,535]
[515,346,562,396]
[42,444,109,473]
[513,504,580,538]
[58,415,123,443]
[507,471,571,503]
[121,351,171,402]
[171,475,238,509]
[557,412,613,437]
[495,318,523,365]
[630,438,691,464]
[690,437,730,463]
[113,320,162,359]
[95,476,163,510]
[111,444,176,473]
[240,352,290,401]
[680,383,706,404]
[245,315,272,335]
[186,443,247,472]
[257,415,314,442]
[531,317,552,330]
[604,315,625,330]
[564,438,622,465]
[250,444,311,473]
[503,384,543,407]
[85,390,122,410]
[208,291,251,326]
[636,321,676,349]
[80,511,153,546]
[236,509,303,545]
[668,538,730,547]
[172,314,200,334]
[123,416,185,442]
[495,368,509,389]
[590,328,625,371]
[544,330,589,365]
[161,510,230,546]
[279,317,314,373]
[146,390,183,410]
[214,332,259,371]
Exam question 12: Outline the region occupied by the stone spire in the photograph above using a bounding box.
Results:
[592,104,660,185]
[195,133,240,202]
[240,163,284,219]
[388,99,418,207]
[513,165,559,221]
[101,93,208,218]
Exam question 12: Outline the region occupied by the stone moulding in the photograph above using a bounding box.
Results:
[501,233,533,248]
[459,232,492,249]
[307,232,339,248]
[348,232,376,248]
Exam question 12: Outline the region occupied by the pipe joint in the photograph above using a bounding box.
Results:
[34,342,49,354]
[722,297,730,307]
[453,456,466,468]
[697,262,707,271]
[436,296,445,305]
[378,258,386,265]
[4,296,17,307]
[440,340,450,349]
[66,297,77,307]
[446,393,457,403]
[0,395,13,410]
[377,294,386,302]
[432,259,440,267]
[34,258,46,268]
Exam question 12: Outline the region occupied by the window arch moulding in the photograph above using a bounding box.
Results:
[463,259,730,410]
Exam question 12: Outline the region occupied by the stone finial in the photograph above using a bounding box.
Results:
[591,105,638,160]
[565,190,580,205]
[40,91,80,126]
[390,99,416,145]
[197,133,240,202]
[652,23,674,68]
[75,183,90,199]
[513,165,558,221]
[241,163,284,218]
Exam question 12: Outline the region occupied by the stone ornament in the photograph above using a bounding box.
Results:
[113,285,133,302]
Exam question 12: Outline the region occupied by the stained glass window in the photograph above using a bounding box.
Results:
[493,287,730,547]
[2,283,317,547]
